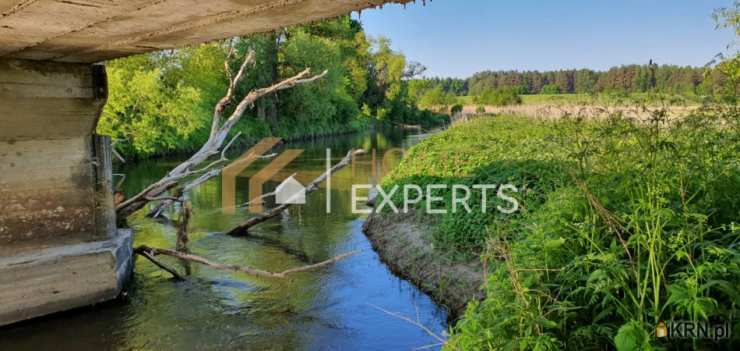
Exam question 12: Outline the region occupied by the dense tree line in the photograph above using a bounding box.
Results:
[467,64,728,96]
[410,63,732,99]
[98,16,445,159]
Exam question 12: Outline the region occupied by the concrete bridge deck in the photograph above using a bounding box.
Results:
[0,0,411,63]
[0,0,409,326]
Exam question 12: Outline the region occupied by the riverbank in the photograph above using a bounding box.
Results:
[363,211,483,319]
[361,111,739,349]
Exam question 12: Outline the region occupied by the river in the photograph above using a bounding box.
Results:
[0,129,448,350]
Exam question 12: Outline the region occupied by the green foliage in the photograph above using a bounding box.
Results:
[98,50,219,158]
[418,85,458,109]
[99,17,445,159]
[473,89,522,106]
[409,77,469,97]
[382,105,739,349]
[468,64,726,97]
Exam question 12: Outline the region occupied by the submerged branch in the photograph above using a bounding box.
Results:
[134,248,185,281]
[135,245,357,279]
[369,304,447,345]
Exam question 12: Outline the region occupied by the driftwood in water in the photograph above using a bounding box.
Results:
[135,248,186,281]
[135,245,357,279]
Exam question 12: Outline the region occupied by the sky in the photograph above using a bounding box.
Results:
[353,0,737,78]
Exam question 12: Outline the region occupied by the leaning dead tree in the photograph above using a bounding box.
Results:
[115,47,369,280]
[116,49,327,218]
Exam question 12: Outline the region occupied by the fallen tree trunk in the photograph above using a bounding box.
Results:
[135,245,357,279]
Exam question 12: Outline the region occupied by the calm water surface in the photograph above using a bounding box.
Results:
[0,129,448,350]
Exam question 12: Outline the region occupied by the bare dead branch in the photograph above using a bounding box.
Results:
[135,245,357,279]
[212,51,255,138]
[111,139,126,164]
[135,248,185,281]
[112,148,126,164]
[144,195,183,202]
[227,149,364,236]
[369,304,447,345]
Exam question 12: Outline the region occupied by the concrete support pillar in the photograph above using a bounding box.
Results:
[0,59,132,326]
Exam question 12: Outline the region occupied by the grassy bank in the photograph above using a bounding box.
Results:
[380,110,739,349]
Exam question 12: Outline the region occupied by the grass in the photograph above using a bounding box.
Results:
[381,107,740,350]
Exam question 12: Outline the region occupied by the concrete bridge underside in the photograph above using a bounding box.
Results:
[0,0,409,326]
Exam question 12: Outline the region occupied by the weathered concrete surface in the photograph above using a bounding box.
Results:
[0,0,412,63]
[0,59,107,243]
[0,229,132,326]
[0,58,130,326]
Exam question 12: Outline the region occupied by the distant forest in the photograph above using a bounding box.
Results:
[415,63,730,96]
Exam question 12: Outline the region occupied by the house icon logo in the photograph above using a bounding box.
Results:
[221,138,337,214]
[275,176,306,205]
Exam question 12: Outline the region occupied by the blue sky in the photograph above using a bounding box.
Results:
[353,0,737,78]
